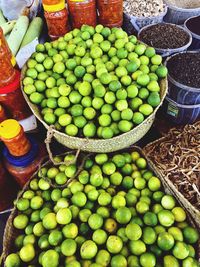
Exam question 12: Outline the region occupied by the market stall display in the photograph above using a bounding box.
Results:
[22,26,167,152]
[0,0,200,265]
[3,149,200,266]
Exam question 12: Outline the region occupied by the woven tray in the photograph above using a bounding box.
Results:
[2,146,200,264]
[21,66,168,153]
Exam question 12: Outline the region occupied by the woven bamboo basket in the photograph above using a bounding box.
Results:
[143,137,200,231]
[21,66,168,153]
[2,146,200,265]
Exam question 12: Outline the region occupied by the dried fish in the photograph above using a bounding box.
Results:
[144,121,200,209]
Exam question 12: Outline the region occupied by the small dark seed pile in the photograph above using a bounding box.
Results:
[140,23,190,49]
[167,52,200,88]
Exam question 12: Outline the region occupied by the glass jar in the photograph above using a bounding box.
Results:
[0,119,31,157]
[0,28,16,87]
[0,105,7,123]
[0,71,32,121]
[97,0,123,28]
[43,0,70,40]
[3,137,46,187]
[68,0,97,29]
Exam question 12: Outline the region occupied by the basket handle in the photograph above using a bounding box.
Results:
[130,17,140,32]
[45,125,80,166]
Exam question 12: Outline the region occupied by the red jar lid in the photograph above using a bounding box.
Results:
[0,70,20,94]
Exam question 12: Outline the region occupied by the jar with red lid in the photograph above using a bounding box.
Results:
[0,71,32,121]
[97,0,123,28]
[0,119,32,157]
[0,28,16,87]
[68,0,97,29]
[43,0,70,40]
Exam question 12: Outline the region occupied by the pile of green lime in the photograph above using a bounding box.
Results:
[23,25,167,139]
[5,151,199,267]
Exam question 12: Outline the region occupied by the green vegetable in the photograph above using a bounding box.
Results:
[1,20,16,35]
[7,16,29,56]
[20,17,43,49]
[0,10,6,26]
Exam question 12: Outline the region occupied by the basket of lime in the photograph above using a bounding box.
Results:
[21,25,168,153]
[2,147,199,266]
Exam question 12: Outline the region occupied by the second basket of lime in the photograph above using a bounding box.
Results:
[22,25,168,152]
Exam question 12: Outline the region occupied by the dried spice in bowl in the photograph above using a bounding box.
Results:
[144,121,200,210]
[139,23,190,49]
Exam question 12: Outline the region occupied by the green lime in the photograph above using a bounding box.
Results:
[129,240,146,255]
[172,241,189,260]
[92,229,107,245]
[80,240,98,259]
[126,223,142,240]
[61,239,77,256]
[19,244,35,263]
[158,210,175,227]
[106,235,123,254]
[140,253,156,267]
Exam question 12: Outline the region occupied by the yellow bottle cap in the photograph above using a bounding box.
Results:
[0,119,21,139]
[43,0,65,12]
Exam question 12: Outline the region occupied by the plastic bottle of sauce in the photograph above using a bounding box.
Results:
[0,120,46,187]
[0,28,16,87]
[43,0,70,40]
[68,0,97,29]
[97,0,123,28]
[0,70,32,121]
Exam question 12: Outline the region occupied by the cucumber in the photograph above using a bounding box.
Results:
[1,20,16,35]
[7,16,29,56]
[0,10,6,26]
[20,17,43,49]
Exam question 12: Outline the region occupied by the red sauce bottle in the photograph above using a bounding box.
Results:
[43,0,70,40]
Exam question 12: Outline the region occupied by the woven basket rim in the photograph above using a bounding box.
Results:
[2,146,200,263]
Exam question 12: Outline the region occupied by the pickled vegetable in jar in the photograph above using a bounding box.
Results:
[3,137,46,187]
[97,0,123,27]
[0,105,7,123]
[43,0,70,40]
[0,28,16,87]
[43,0,63,5]
[0,71,32,121]
[0,119,31,157]
[68,0,97,29]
